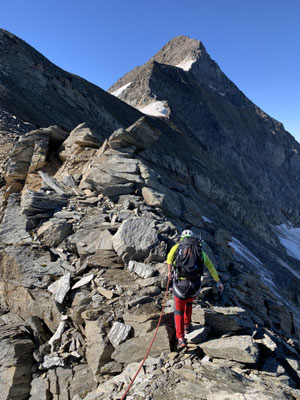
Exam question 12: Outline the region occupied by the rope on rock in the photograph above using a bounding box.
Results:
[120,273,171,400]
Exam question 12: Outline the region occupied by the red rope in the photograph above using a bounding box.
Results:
[120,274,171,400]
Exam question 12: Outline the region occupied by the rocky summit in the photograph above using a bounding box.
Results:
[0,31,300,400]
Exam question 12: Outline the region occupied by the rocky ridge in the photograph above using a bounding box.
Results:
[0,31,299,400]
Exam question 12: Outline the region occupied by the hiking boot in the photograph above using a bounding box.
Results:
[177,337,187,350]
[184,324,192,335]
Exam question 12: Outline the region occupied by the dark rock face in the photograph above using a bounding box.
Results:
[0,29,141,139]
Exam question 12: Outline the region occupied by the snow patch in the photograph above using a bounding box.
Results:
[111,82,132,97]
[220,92,226,96]
[176,59,196,71]
[273,224,300,261]
[202,216,212,223]
[137,101,169,117]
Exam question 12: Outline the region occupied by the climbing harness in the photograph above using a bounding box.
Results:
[120,273,171,400]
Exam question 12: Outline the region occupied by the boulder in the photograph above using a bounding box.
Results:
[37,218,73,248]
[113,217,158,262]
[68,228,113,256]
[200,335,260,364]
[192,306,253,334]
[111,326,171,364]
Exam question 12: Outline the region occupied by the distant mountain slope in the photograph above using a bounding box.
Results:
[0,29,141,139]
[109,35,300,227]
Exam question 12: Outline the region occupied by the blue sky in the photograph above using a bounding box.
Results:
[1,0,300,141]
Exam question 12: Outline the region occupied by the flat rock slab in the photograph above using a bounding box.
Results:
[200,335,260,364]
[185,325,210,344]
[112,326,171,364]
[192,306,253,334]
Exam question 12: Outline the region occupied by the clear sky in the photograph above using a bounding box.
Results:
[1,0,300,142]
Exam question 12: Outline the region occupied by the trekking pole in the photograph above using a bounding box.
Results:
[120,273,171,400]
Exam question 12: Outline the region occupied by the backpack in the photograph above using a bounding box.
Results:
[175,236,204,278]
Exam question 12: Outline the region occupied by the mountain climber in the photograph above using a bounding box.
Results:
[167,229,224,349]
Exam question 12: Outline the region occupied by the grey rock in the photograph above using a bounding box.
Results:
[21,189,68,217]
[37,218,73,248]
[200,335,260,364]
[68,225,113,256]
[42,355,65,369]
[85,319,114,377]
[0,324,35,400]
[108,321,132,347]
[128,260,155,278]
[60,123,101,161]
[192,306,253,334]
[112,326,171,364]
[185,325,210,344]
[38,171,67,195]
[29,376,51,400]
[0,193,31,245]
[109,117,161,150]
[113,217,158,262]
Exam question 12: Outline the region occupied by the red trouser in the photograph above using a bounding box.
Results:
[174,296,195,339]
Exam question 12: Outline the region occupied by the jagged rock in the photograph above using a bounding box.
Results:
[80,145,142,196]
[37,218,73,248]
[109,117,161,150]
[111,326,171,364]
[0,193,31,244]
[5,129,49,185]
[113,217,158,262]
[21,189,68,217]
[0,324,35,400]
[84,319,114,377]
[128,260,155,278]
[200,335,260,364]
[42,355,65,369]
[72,274,94,290]
[108,321,132,347]
[59,123,102,161]
[67,219,114,256]
[38,171,68,195]
[48,273,71,304]
[192,306,253,334]
[48,316,68,349]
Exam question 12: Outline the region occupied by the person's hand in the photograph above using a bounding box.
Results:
[217,281,224,293]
